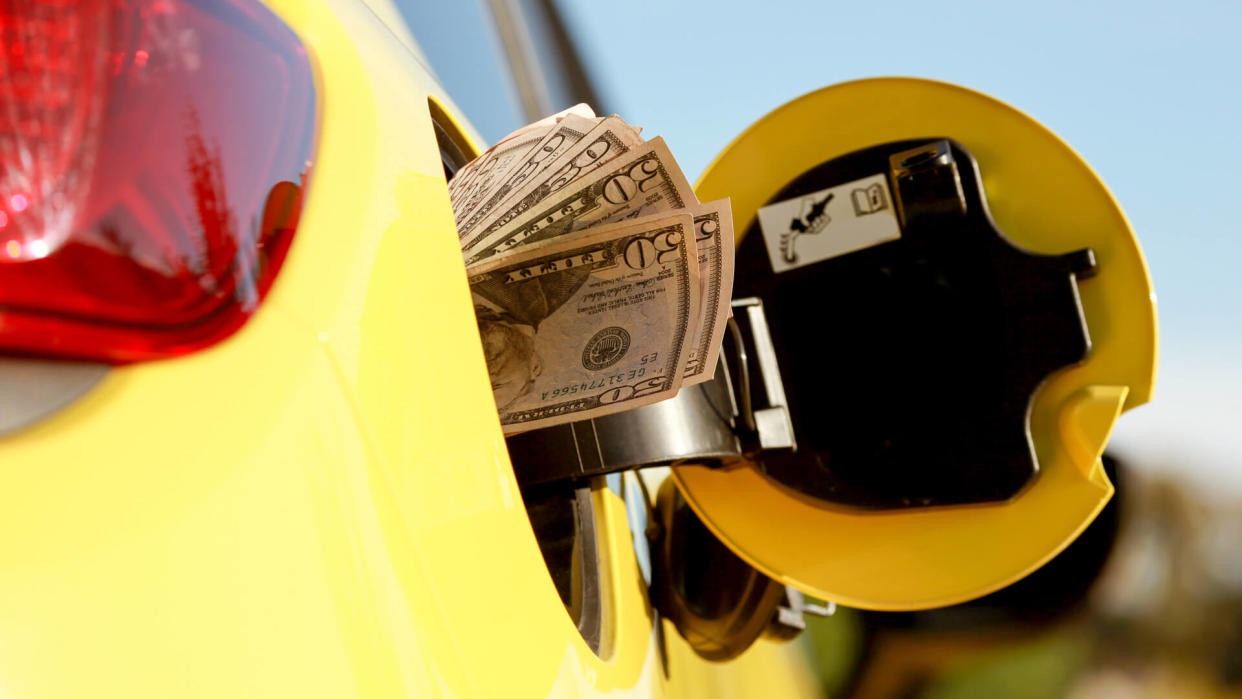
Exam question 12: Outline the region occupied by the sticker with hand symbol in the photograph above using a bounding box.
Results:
[757,173,900,273]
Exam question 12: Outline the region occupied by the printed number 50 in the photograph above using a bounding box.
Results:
[623,229,682,269]
[598,376,665,405]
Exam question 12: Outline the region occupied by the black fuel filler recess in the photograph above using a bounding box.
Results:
[732,138,1097,509]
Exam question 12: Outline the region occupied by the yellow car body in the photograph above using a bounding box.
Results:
[0,0,820,696]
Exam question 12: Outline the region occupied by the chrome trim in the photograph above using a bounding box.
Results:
[484,0,555,120]
[0,358,108,436]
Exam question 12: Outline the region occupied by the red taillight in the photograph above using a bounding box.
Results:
[0,0,316,362]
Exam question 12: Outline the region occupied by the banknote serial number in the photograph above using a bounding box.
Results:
[542,368,644,400]
[541,353,659,401]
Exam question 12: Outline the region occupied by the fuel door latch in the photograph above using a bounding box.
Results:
[725,298,796,453]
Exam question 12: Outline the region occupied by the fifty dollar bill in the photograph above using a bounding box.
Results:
[453,113,599,229]
[684,199,735,384]
[463,137,696,265]
[469,213,699,433]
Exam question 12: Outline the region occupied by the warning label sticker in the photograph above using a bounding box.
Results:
[756,173,901,274]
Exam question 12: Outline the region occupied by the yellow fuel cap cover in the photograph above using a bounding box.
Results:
[674,77,1157,610]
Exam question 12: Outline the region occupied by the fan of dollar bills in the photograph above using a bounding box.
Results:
[452,105,735,434]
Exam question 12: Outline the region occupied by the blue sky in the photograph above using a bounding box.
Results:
[404,0,1241,488]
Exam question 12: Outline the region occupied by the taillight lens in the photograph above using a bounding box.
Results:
[0,0,316,362]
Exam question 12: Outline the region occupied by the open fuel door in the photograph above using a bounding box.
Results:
[670,77,1157,610]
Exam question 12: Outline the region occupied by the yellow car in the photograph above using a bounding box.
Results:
[0,0,1154,696]
[0,0,823,695]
